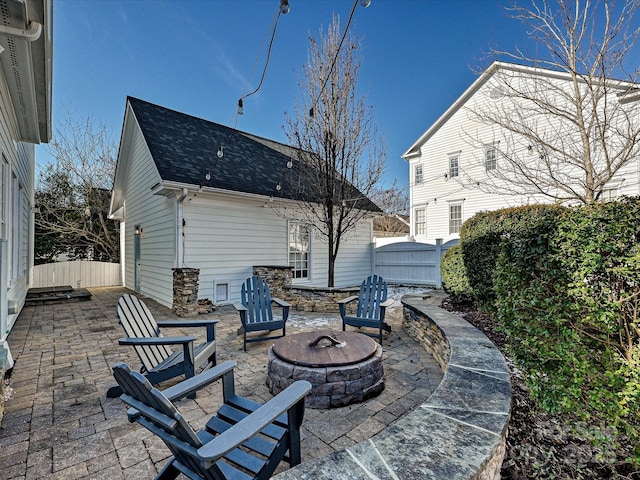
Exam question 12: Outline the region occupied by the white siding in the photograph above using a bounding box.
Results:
[182,194,374,304]
[0,79,37,339]
[120,123,175,307]
[409,71,637,243]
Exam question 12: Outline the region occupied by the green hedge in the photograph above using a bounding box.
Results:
[440,244,473,305]
[460,204,566,311]
[491,198,640,462]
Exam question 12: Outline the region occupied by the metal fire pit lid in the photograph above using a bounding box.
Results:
[272,331,378,367]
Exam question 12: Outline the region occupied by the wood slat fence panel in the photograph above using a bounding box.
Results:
[31,261,122,288]
[373,239,458,288]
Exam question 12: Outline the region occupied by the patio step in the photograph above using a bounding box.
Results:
[25,286,92,306]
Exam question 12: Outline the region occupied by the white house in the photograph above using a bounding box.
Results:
[402,61,640,243]
[109,97,380,309]
[0,0,52,351]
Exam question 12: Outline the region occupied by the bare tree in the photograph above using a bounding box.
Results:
[35,113,119,263]
[462,0,640,204]
[370,180,410,234]
[284,14,385,286]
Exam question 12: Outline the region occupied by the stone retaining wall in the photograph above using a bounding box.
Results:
[252,265,358,313]
[273,295,511,480]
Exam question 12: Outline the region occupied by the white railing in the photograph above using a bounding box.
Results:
[30,261,122,288]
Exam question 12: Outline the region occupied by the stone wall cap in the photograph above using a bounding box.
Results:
[283,284,359,293]
[254,265,293,270]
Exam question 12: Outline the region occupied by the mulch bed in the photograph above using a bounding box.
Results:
[441,298,639,480]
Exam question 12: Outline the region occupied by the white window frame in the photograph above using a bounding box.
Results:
[449,154,459,178]
[601,188,618,201]
[288,222,311,281]
[414,164,423,184]
[449,203,463,234]
[414,207,426,236]
[485,147,497,171]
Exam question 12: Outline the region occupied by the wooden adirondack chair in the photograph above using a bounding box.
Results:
[112,360,311,480]
[339,275,395,344]
[109,294,217,397]
[234,276,291,351]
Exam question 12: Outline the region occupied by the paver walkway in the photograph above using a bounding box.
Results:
[1,286,444,479]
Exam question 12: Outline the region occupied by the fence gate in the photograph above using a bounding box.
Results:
[373,239,458,288]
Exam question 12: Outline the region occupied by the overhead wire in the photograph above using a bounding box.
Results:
[215,2,287,166]
[309,0,360,117]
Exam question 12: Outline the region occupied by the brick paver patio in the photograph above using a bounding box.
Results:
[1,286,444,479]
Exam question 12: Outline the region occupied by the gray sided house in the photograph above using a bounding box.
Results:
[0,0,52,349]
[110,97,381,309]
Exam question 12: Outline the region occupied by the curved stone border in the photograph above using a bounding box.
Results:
[273,296,511,480]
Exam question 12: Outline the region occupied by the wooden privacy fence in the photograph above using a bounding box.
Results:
[373,239,458,288]
[31,261,122,288]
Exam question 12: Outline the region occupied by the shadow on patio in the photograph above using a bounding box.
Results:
[1,286,442,479]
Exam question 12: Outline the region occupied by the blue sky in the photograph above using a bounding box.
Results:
[41,0,539,190]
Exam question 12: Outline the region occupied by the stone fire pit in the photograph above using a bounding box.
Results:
[267,331,384,409]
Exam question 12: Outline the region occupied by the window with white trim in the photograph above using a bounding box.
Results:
[449,204,462,234]
[449,155,459,178]
[289,223,310,280]
[601,188,618,201]
[485,147,497,171]
[414,208,426,236]
[414,164,423,184]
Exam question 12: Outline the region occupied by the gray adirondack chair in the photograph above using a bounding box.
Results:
[112,360,311,480]
[109,294,217,397]
[339,275,395,344]
[234,276,291,351]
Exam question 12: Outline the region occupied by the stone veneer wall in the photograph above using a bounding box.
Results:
[252,266,358,313]
[252,266,292,301]
[172,268,200,317]
[273,296,511,480]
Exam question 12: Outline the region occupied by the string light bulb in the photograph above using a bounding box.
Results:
[237,98,244,115]
[360,0,371,6]
[205,171,211,180]
[217,146,224,158]
[279,0,290,14]
[286,158,293,169]
[276,181,282,191]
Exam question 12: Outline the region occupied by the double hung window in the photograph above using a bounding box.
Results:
[414,164,423,184]
[415,208,426,236]
[485,147,497,171]
[449,155,459,178]
[449,204,462,234]
[289,223,310,279]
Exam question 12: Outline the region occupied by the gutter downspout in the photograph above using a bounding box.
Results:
[176,188,188,268]
[0,21,42,41]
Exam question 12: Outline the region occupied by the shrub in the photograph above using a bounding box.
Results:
[493,198,640,463]
[440,244,473,305]
[553,198,640,443]
[461,204,566,311]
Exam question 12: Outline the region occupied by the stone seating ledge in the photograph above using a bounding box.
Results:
[273,295,512,480]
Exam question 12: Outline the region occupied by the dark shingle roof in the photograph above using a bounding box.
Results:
[128,97,380,212]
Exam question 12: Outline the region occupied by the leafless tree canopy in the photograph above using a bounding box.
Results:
[370,181,410,234]
[463,0,640,204]
[35,113,119,263]
[284,14,385,286]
